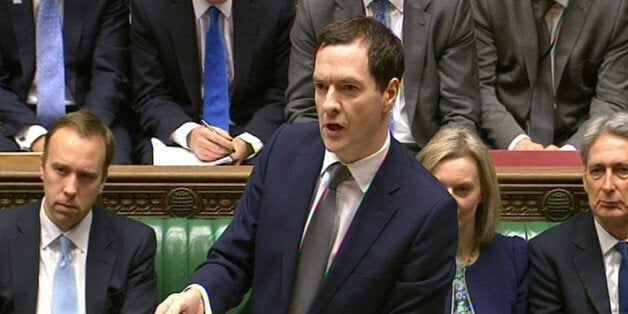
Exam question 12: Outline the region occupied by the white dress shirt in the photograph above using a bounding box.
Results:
[595,218,626,314]
[37,199,92,314]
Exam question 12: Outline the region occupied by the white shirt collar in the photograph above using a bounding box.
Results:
[595,217,626,255]
[321,133,391,193]
[363,0,404,13]
[193,0,232,20]
[39,198,92,253]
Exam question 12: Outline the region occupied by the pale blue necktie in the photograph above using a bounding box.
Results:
[52,235,78,314]
[203,6,230,131]
[617,242,628,314]
[36,0,66,128]
[372,0,390,28]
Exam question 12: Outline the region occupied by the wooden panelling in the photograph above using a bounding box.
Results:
[0,155,587,221]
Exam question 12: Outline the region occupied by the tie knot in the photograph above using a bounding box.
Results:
[618,242,628,260]
[209,6,221,22]
[371,0,390,26]
[326,162,351,190]
[59,235,72,254]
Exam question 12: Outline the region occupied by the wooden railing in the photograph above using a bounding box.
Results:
[0,152,587,221]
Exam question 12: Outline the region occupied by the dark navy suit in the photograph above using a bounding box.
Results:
[189,123,459,313]
[0,203,158,313]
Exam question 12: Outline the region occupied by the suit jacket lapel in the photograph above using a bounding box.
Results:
[63,0,86,69]
[281,137,325,306]
[231,0,259,107]
[10,0,36,82]
[402,0,429,124]
[85,208,116,314]
[553,0,590,93]
[310,143,403,311]
[572,212,611,313]
[167,0,202,108]
[10,205,41,314]
[516,0,539,86]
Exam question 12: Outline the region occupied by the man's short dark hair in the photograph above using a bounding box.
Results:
[43,109,116,177]
[316,16,404,92]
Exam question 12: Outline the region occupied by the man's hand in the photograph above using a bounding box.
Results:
[188,126,234,162]
[155,290,204,314]
[514,138,545,150]
[544,144,560,150]
[31,135,45,152]
[229,138,254,165]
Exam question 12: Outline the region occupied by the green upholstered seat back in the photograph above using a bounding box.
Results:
[138,218,231,300]
[137,217,561,311]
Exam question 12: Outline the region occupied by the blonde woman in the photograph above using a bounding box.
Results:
[417,128,529,313]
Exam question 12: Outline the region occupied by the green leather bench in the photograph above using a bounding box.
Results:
[137,218,562,308]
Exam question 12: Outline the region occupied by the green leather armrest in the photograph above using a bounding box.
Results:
[498,220,561,241]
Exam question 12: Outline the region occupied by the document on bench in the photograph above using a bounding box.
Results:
[151,137,233,166]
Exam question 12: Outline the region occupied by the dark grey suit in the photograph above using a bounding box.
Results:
[529,212,611,313]
[285,0,480,149]
[0,203,158,313]
[472,0,628,148]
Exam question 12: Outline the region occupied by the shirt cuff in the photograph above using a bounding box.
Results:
[185,284,212,314]
[560,144,577,151]
[236,132,263,159]
[171,122,201,149]
[508,134,530,151]
[14,125,47,150]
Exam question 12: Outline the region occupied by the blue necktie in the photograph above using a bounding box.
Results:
[372,0,390,28]
[203,6,230,131]
[36,0,66,128]
[618,242,628,314]
[52,235,78,314]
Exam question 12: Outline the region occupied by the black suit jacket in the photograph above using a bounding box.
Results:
[189,123,458,313]
[529,211,611,313]
[0,0,130,137]
[0,203,158,314]
[130,0,294,147]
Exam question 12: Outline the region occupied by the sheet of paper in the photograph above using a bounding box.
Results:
[151,138,233,166]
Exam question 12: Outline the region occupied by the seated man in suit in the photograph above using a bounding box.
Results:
[0,0,135,164]
[286,0,480,153]
[0,110,157,313]
[529,112,628,312]
[130,0,294,165]
[155,17,458,313]
[471,0,628,150]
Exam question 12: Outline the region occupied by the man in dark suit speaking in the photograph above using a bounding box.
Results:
[156,17,458,314]
[529,112,628,313]
[0,110,157,313]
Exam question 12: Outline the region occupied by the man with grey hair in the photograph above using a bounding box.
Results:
[529,111,628,313]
